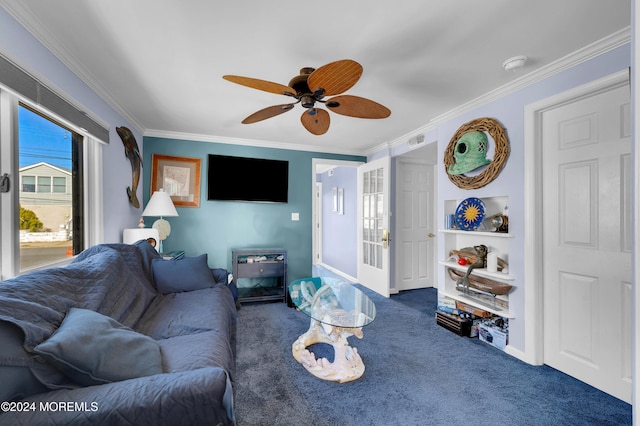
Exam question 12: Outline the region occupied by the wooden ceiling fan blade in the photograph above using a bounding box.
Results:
[223,75,295,96]
[241,104,295,124]
[300,108,330,135]
[326,95,391,119]
[307,60,363,97]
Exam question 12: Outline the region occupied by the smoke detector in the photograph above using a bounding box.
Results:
[502,55,527,71]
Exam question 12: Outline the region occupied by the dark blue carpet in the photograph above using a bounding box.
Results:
[234,287,632,425]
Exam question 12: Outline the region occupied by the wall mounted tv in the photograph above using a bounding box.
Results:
[207,154,289,203]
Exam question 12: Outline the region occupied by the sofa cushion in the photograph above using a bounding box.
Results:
[152,254,216,294]
[158,331,234,375]
[33,308,163,386]
[136,286,236,341]
[0,320,49,401]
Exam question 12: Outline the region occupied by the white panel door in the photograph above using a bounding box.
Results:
[395,159,435,291]
[357,156,391,297]
[542,84,631,402]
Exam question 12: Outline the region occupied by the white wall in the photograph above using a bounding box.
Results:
[372,43,631,357]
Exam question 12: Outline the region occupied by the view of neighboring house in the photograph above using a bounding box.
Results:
[19,162,72,239]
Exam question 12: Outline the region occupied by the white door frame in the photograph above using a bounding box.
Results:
[394,157,437,291]
[314,182,322,265]
[522,70,630,367]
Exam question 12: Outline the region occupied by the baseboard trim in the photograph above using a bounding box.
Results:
[504,345,542,366]
[316,263,357,283]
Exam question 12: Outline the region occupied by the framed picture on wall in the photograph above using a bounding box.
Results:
[151,154,201,207]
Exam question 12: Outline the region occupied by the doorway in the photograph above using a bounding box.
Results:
[394,142,438,291]
[311,159,363,282]
[525,70,631,403]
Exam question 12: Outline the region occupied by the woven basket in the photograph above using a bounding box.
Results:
[444,117,510,190]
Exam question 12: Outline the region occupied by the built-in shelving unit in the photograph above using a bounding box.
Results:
[439,196,516,318]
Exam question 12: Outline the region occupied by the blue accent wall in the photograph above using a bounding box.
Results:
[142,136,365,283]
[319,166,358,277]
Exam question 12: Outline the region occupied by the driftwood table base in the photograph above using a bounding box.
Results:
[292,317,365,383]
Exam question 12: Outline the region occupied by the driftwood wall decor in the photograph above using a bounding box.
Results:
[444,117,510,190]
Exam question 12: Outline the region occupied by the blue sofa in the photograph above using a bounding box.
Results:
[0,241,237,425]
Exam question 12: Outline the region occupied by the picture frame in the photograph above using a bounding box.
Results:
[151,154,201,207]
[337,188,344,215]
[332,187,338,211]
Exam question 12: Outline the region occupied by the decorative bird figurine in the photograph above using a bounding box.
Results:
[116,126,143,208]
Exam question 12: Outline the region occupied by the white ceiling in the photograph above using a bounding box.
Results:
[0,1,631,155]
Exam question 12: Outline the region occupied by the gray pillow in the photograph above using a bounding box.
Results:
[0,320,48,401]
[152,254,215,294]
[33,308,163,386]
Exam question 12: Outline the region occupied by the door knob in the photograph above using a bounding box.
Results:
[382,229,391,249]
[428,232,435,238]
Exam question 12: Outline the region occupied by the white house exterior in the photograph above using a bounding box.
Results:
[19,162,71,241]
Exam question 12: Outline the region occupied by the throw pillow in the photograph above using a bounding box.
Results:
[152,254,215,294]
[33,308,163,386]
[0,320,49,401]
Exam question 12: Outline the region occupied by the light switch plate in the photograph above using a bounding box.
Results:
[291,212,300,221]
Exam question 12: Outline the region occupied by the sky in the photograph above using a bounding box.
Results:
[19,105,72,170]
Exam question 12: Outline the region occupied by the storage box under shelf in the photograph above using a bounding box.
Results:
[436,311,474,337]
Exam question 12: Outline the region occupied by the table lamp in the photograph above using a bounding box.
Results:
[142,189,178,253]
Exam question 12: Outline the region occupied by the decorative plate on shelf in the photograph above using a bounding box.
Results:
[454,197,486,231]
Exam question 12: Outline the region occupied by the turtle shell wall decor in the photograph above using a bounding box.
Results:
[444,117,510,190]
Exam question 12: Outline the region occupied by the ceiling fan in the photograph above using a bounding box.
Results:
[223,59,391,135]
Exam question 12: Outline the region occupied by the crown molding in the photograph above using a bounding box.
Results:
[143,129,367,157]
[4,0,629,156]
[382,26,631,154]
[0,1,145,134]
[425,26,631,128]
[152,21,630,160]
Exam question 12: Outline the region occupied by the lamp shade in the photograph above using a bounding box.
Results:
[142,189,178,217]
[123,228,160,251]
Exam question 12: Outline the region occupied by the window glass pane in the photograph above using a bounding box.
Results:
[19,105,76,271]
[370,244,376,268]
[37,176,51,193]
[22,176,35,192]
[363,170,369,195]
[363,242,369,265]
[53,177,66,193]
[376,168,384,192]
[363,195,370,219]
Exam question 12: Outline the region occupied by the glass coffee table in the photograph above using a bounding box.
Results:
[288,277,376,383]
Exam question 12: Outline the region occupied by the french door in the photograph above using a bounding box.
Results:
[357,157,390,297]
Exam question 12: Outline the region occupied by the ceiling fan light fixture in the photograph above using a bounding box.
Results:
[502,55,527,71]
[313,88,326,98]
[301,95,315,109]
[224,59,390,135]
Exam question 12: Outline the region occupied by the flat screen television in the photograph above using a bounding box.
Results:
[207,154,289,203]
